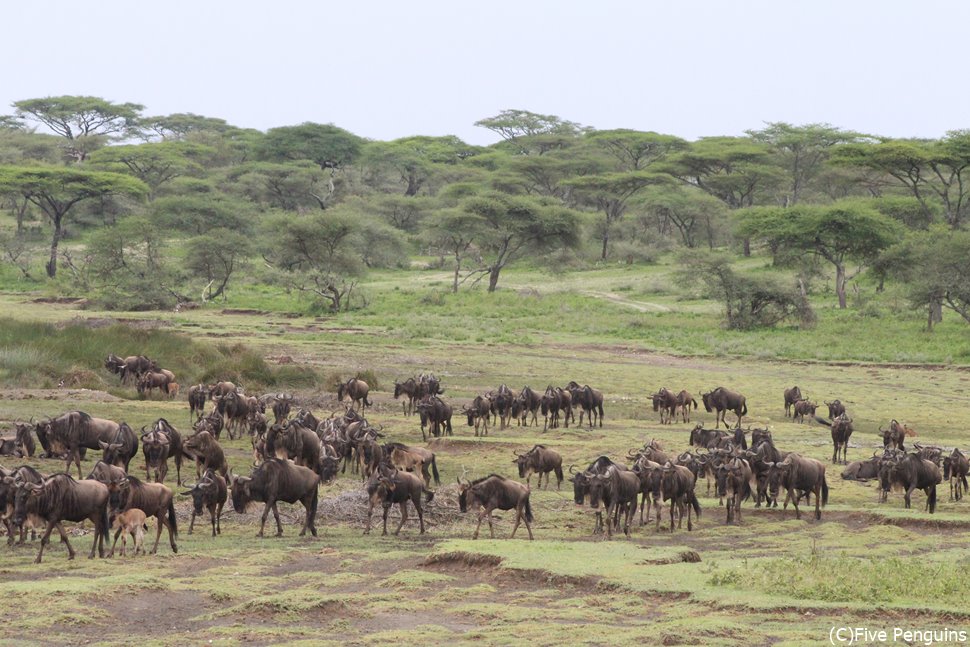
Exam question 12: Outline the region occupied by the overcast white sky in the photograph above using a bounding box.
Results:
[4,0,968,146]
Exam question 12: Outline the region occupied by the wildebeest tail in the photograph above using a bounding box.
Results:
[814,415,833,427]
[309,486,319,525]
[821,475,829,506]
[554,464,564,484]
[741,401,747,416]
[962,474,969,491]
[364,394,372,407]
[431,456,440,485]
[928,485,937,513]
[424,487,435,503]
[523,496,534,523]
[689,490,701,518]
[168,498,178,538]
[691,398,697,409]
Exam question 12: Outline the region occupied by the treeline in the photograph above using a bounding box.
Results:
[0,98,968,327]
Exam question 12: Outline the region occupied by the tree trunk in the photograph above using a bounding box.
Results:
[742,237,751,257]
[452,254,460,294]
[930,297,943,324]
[600,230,609,260]
[487,266,501,293]
[46,215,63,278]
[835,263,847,309]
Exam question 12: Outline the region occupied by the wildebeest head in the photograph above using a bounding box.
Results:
[456,477,471,512]
[715,459,745,497]
[701,392,713,413]
[514,452,531,478]
[230,475,253,512]
[587,473,611,508]
[184,473,219,515]
[765,460,793,502]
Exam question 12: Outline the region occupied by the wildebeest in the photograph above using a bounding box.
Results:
[567,381,604,428]
[215,390,256,440]
[141,419,184,485]
[230,458,320,537]
[513,445,563,489]
[783,386,803,417]
[658,462,701,531]
[825,399,846,419]
[701,387,748,429]
[337,377,372,411]
[12,422,36,458]
[98,422,139,473]
[766,454,828,520]
[384,442,440,487]
[137,371,173,398]
[943,449,969,502]
[184,469,227,536]
[195,409,225,441]
[587,465,640,538]
[652,387,679,425]
[13,473,109,563]
[183,430,229,480]
[792,400,817,424]
[267,421,321,470]
[110,508,147,557]
[104,354,154,384]
[188,384,207,423]
[518,386,542,426]
[841,454,881,481]
[40,411,122,479]
[365,466,434,536]
[715,458,752,524]
[914,443,944,467]
[689,424,747,451]
[457,474,533,540]
[1,465,44,544]
[464,395,491,437]
[569,456,628,534]
[879,451,941,512]
[415,395,453,439]
[107,476,178,555]
[674,390,698,423]
[814,413,854,464]
[880,419,913,452]
[271,393,294,424]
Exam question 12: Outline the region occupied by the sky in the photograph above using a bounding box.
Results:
[4,0,969,146]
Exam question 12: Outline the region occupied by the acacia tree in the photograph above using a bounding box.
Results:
[184,229,252,302]
[460,193,580,291]
[474,109,583,154]
[584,129,686,171]
[736,202,902,308]
[638,184,727,249]
[0,165,148,277]
[565,172,671,259]
[14,96,143,161]
[88,141,209,199]
[747,122,865,205]
[425,208,485,293]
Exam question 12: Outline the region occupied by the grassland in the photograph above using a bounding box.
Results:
[0,264,969,646]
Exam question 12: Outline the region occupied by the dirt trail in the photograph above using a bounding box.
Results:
[583,290,672,312]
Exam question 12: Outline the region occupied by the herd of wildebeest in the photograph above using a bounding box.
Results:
[0,355,967,563]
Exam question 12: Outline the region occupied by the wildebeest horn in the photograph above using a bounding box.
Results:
[568,464,577,474]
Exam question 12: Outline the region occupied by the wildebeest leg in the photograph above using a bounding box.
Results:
[394,501,408,535]
[473,509,486,540]
[669,500,676,532]
[35,520,59,564]
[904,486,915,509]
[159,461,168,484]
[149,513,166,554]
[486,507,496,538]
[257,501,273,537]
[109,526,125,557]
[188,510,197,535]
[271,502,283,536]
[415,498,425,534]
[382,502,391,536]
[786,487,800,520]
[364,499,375,534]
[510,505,521,538]
[214,502,223,536]
[639,493,647,526]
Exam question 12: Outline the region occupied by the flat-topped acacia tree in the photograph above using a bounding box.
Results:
[0,165,148,277]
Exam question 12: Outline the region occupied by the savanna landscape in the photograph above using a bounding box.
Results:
[1,100,970,646]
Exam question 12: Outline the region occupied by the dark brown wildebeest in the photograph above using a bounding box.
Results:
[714,458,752,525]
[152,418,184,485]
[208,381,237,400]
[41,411,122,479]
[658,462,701,531]
[272,393,294,424]
[98,422,139,473]
[791,400,817,424]
[783,386,802,418]
[701,387,748,429]
[13,422,36,458]
[464,395,491,437]
[569,456,627,534]
[107,476,178,555]
[215,391,256,440]
[689,424,746,451]
[943,449,969,501]
[879,451,941,512]
[914,443,944,467]
[518,386,542,426]
[184,469,227,537]
[587,465,640,539]
[745,437,787,508]
[488,384,514,429]
[1,465,44,544]
[825,399,846,419]
[384,442,440,487]
[247,410,268,439]
[457,473,533,540]
[631,458,664,528]
[567,381,604,428]
[13,473,109,563]
[188,384,207,423]
[365,466,434,536]
[269,421,321,470]
[541,388,562,430]
[513,445,564,489]
[104,354,154,384]
[87,460,127,485]
[231,458,320,537]
[415,395,453,440]
[137,371,173,398]
[840,453,881,481]
[337,377,372,412]
[766,454,829,520]
[675,390,698,423]
[394,378,419,417]
[652,388,679,425]
[195,409,225,441]
[183,430,229,480]
[880,419,913,452]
